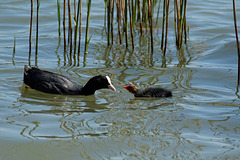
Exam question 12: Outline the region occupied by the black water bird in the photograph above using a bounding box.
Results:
[23,65,116,95]
[124,84,172,97]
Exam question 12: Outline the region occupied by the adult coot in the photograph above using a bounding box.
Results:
[23,65,116,95]
[124,84,172,97]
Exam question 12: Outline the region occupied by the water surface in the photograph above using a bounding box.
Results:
[0,0,240,159]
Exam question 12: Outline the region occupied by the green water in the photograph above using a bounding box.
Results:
[0,0,240,159]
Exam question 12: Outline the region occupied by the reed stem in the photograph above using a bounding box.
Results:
[161,0,166,50]
[74,0,77,22]
[163,0,170,55]
[111,0,114,45]
[142,0,147,23]
[183,0,187,44]
[156,0,161,26]
[148,0,153,53]
[74,0,81,57]
[116,0,122,44]
[129,0,135,50]
[35,0,40,66]
[174,0,187,48]
[132,0,136,27]
[68,0,73,57]
[84,0,92,54]
[78,0,82,66]
[63,0,66,52]
[29,0,33,66]
[125,0,128,48]
[57,0,61,37]
[175,0,181,48]
[107,0,110,46]
[138,0,143,35]
[233,0,240,84]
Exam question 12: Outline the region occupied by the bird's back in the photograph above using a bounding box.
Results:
[136,87,172,97]
[24,65,83,94]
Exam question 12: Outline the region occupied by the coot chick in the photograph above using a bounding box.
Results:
[124,84,172,97]
[23,65,116,95]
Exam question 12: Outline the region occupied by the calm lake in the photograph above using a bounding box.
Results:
[1,0,240,159]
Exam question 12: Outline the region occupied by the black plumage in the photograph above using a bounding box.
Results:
[124,84,172,97]
[23,65,116,95]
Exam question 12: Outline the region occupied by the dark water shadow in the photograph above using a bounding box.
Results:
[18,85,109,110]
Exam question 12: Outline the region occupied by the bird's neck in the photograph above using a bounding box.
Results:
[131,87,139,94]
[80,85,96,95]
[80,80,100,95]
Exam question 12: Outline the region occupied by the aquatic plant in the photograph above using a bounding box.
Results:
[74,0,82,66]
[28,0,189,66]
[63,0,67,52]
[84,0,92,54]
[129,0,135,50]
[233,0,240,85]
[174,0,187,48]
[57,0,61,37]
[35,0,40,66]
[161,0,170,55]
[29,0,33,66]
[68,0,73,60]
